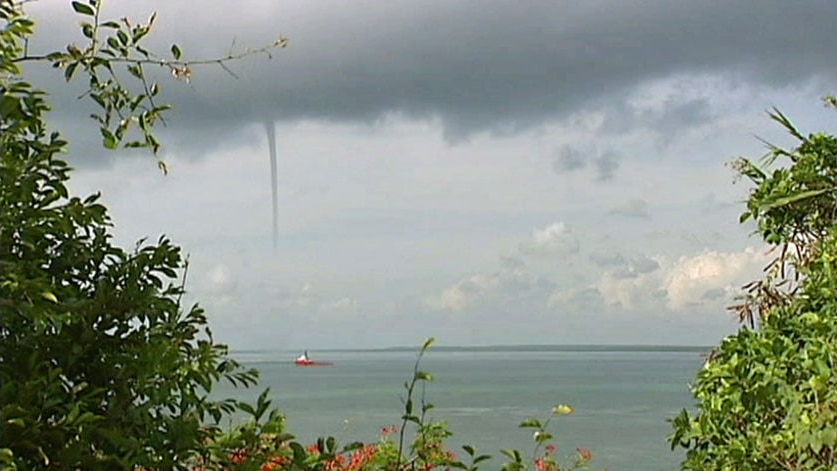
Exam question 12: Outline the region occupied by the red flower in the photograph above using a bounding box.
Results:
[261,456,290,471]
[230,449,247,464]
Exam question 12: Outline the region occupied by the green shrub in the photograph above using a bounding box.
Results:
[671,108,837,470]
[0,2,268,469]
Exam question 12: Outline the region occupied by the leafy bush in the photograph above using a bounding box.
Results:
[0,1,275,469]
[670,108,837,470]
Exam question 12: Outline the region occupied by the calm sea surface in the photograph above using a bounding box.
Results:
[215,347,706,471]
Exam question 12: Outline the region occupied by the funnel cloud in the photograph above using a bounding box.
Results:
[265,121,278,248]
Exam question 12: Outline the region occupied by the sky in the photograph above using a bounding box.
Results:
[23,1,837,349]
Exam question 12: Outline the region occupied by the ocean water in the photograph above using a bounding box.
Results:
[214,347,706,471]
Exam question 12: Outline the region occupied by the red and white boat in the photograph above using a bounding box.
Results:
[293,351,334,366]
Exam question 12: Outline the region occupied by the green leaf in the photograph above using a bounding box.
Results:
[0,95,20,117]
[101,128,117,149]
[40,291,58,303]
[552,404,573,415]
[81,22,94,38]
[290,442,306,463]
[757,188,832,211]
[768,107,805,142]
[171,44,182,60]
[518,418,541,428]
[533,431,552,443]
[237,402,255,416]
[415,370,434,381]
[474,454,492,464]
[117,30,129,46]
[63,61,79,81]
[500,449,523,463]
[71,1,95,16]
[401,414,419,424]
[341,441,364,452]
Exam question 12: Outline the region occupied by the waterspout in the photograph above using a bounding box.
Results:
[265,120,278,248]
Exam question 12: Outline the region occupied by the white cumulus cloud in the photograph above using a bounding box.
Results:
[664,247,769,310]
[596,262,664,310]
[585,247,769,312]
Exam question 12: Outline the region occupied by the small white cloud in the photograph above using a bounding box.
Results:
[206,264,227,285]
[322,296,359,316]
[297,283,314,307]
[427,267,553,314]
[427,274,496,312]
[526,222,580,255]
[203,264,238,306]
[270,281,359,317]
[430,284,472,312]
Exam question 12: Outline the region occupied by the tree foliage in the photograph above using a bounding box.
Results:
[0,1,280,468]
[670,106,837,470]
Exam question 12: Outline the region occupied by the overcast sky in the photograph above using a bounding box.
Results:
[26,1,837,349]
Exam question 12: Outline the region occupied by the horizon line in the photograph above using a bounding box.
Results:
[232,343,714,354]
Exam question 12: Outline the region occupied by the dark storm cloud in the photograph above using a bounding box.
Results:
[701,288,727,302]
[589,253,659,277]
[632,257,660,275]
[552,146,620,180]
[594,151,619,181]
[589,253,627,267]
[25,0,837,158]
[602,98,715,138]
[552,147,586,174]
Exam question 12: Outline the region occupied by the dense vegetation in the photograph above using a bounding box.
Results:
[0,2,592,470]
[670,108,837,469]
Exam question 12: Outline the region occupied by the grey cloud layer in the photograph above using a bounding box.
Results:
[30,0,837,146]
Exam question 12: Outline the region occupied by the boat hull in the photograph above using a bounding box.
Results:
[294,360,334,366]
